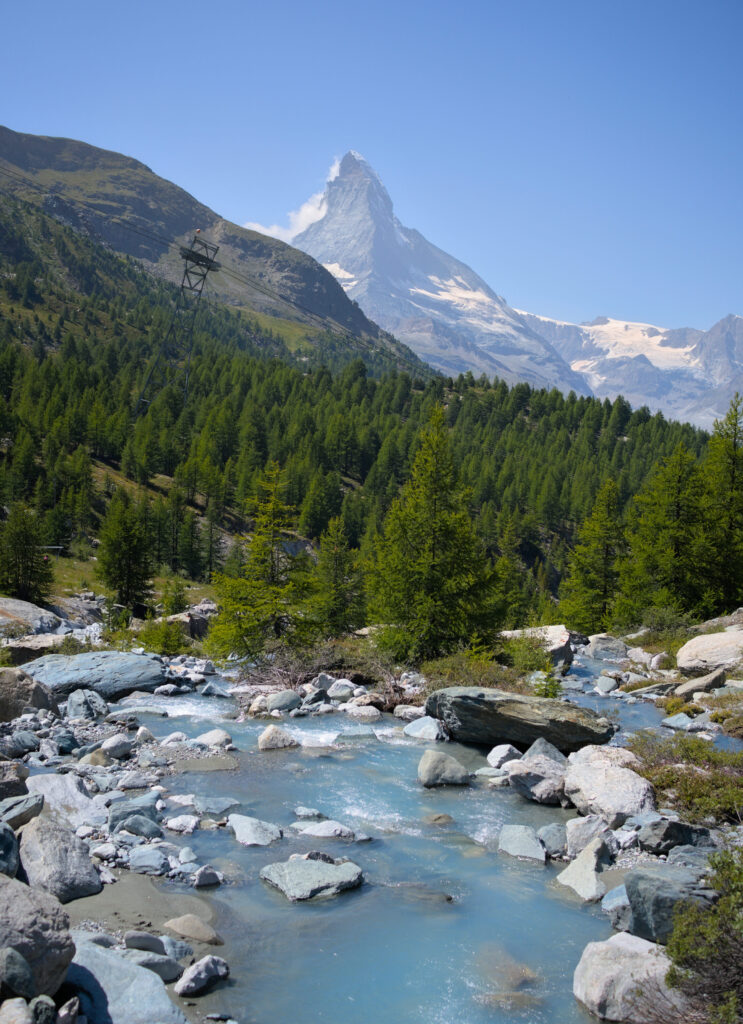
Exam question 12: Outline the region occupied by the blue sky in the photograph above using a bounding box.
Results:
[2,0,741,328]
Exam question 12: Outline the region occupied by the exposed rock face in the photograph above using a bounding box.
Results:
[26,773,103,830]
[24,651,166,699]
[417,750,470,787]
[506,755,566,805]
[424,687,614,752]
[624,862,716,944]
[563,762,656,828]
[260,852,363,901]
[0,876,75,996]
[0,600,61,638]
[18,818,102,904]
[573,932,689,1022]
[676,628,743,673]
[67,937,188,1024]
[0,669,59,722]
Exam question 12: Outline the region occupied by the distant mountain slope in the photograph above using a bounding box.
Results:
[0,126,429,378]
[520,310,743,429]
[293,152,590,394]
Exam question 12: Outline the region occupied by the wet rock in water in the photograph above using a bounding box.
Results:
[344,704,381,720]
[128,846,169,875]
[228,814,282,846]
[173,954,229,995]
[116,814,162,839]
[0,668,59,723]
[200,682,231,698]
[192,865,221,887]
[192,795,239,816]
[0,796,43,831]
[0,948,35,1001]
[601,884,632,931]
[486,743,521,768]
[595,676,619,694]
[624,862,715,944]
[163,913,223,946]
[563,762,656,828]
[248,695,268,716]
[402,716,447,741]
[194,728,232,748]
[0,825,18,879]
[393,705,425,722]
[417,750,470,788]
[0,876,75,996]
[119,948,183,982]
[585,634,628,661]
[26,772,104,829]
[497,825,546,863]
[24,651,166,700]
[637,818,715,855]
[425,687,613,752]
[68,937,188,1024]
[266,690,302,713]
[164,814,199,834]
[260,852,363,901]
[573,932,689,1022]
[18,818,102,904]
[298,820,355,840]
[108,792,159,832]
[507,755,566,806]
[537,823,567,859]
[257,725,299,751]
[66,688,108,721]
[294,806,323,820]
[556,836,613,901]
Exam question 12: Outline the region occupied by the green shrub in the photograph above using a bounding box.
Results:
[496,635,552,674]
[666,847,743,1023]
[657,696,703,717]
[161,574,187,615]
[420,650,531,699]
[628,731,743,823]
[531,672,562,699]
[138,619,189,657]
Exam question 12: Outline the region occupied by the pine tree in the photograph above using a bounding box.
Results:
[312,517,364,635]
[0,504,53,602]
[96,489,152,607]
[560,479,623,633]
[209,461,311,659]
[367,407,495,661]
[704,394,743,610]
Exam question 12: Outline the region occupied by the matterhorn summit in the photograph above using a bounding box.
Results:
[292,152,589,393]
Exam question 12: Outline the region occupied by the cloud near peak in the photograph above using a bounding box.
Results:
[244,157,340,243]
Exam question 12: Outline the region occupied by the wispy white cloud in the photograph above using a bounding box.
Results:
[245,157,339,242]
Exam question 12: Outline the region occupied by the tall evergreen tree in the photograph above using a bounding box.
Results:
[559,479,623,633]
[367,407,495,660]
[96,490,152,607]
[0,503,53,602]
[704,394,743,610]
[312,516,364,635]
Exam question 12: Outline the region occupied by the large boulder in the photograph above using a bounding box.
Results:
[24,652,166,699]
[674,667,726,698]
[260,852,363,901]
[0,600,61,638]
[676,628,743,674]
[228,814,282,846]
[65,689,108,721]
[499,624,574,669]
[506,754,566,805]
[67,937,188,1024]
[497,824,546,862]
[563,762,656,828]
[25,774,104,830]
[573,932,689,1022]
[0,876,75,996]
[556,836,613,901]
[266,690,302,713]
[0,669,59,722]
[417,750,469,787]
[585,634,629,661]
[424,687,614,752]
[18,818,101,904]
[624,862,716,944]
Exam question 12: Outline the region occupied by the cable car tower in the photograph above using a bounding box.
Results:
[134,231,219,417]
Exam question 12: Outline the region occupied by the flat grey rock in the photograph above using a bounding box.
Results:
[228,814,282,846]
[402,716,448,741]
[260,853,363,901]
[0,794,43,831]
[25,651,166,699]
[498,824,546,862]
[417,750,469,787]
[119,948,183,982]
[128,846,169,875]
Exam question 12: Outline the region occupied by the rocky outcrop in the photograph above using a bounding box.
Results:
[0,669,59,722]
[0,600,61,638]
[624,859,716,944]
[573,932,689,1022]
[0,876,75,996]
[25,773,103,830]
[563,749,656,828]
[676,628,743,673]
[260,852,363,901]
[24,651,166,699]
[424,687,614,752]
[18,818,102,904]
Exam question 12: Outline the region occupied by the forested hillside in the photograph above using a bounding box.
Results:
[0,190,709,634]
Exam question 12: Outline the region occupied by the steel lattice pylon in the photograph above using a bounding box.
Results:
[134,232,219,416]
